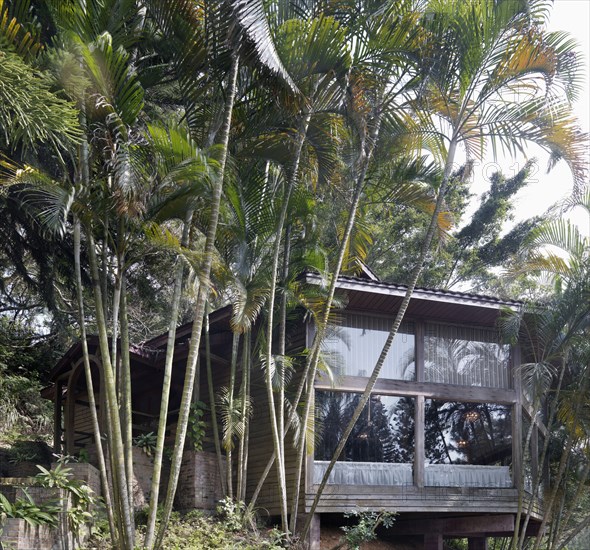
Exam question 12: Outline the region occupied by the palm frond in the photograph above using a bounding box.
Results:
[231,0,297,92]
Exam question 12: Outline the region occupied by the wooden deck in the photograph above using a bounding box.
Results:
[306,484,523,514]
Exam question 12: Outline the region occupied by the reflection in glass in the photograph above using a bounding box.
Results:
[315,391,415,463]
[425,400,512,465]
[322,315,415,380]
[424,324,510,388]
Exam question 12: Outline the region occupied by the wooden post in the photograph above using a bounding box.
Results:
[424,533,443,550]
[512,345,522,489]
[415,321,425,382]
[531,424,539,483]
[299,513,320,550]
[415,394,425,487]
[468,537,488,550]
[54,380,63,454]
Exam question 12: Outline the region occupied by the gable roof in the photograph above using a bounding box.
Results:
[303,272,521,326]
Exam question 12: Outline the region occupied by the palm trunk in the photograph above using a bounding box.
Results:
[279,226,291,461]
[554,457,590,548]
[111,244,122,396]
[516,360,567,550]
[119,275,135,526]
[533,376,589,550]
[73,219,117,544]
[153,53,239,549]
[249,109,381,516]
[555,514,590,550]
[301,137,458,540]
[101,208,109,322]
[236,330,251,501]
[144,211,193,549]
[225,331,241,499]
[87,229,135,550]
[264,107,312,534]
[205,301,227,496]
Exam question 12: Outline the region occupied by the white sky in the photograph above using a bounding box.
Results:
[465,0,590,235]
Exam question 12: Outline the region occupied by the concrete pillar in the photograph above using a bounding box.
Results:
[424,533,443,550]
[468,537,488,550]
[298,513,320,550]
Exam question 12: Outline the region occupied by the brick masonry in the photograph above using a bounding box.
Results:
[174,451,226,511]
[0,518,56,550]
[0,464,101,550]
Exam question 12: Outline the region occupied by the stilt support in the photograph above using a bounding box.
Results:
[468,537,488,550]
[424,533,443,550]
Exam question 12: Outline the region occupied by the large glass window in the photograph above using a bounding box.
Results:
[424,324,510,388]
[322,315,415,380]
[424,400,512,466]
[315,391,415,463]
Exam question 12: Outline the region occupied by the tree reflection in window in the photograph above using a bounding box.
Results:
[425,400,512,465]
[424,324,510,388]
[321,316,415,380]
[315,391,414,463]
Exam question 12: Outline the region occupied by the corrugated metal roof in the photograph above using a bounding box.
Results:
[304,273,523,309]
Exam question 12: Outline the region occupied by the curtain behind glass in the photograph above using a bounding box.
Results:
[424,323,510,388]
[322,315,415,380]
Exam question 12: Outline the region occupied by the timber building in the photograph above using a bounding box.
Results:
[44,272,545,549]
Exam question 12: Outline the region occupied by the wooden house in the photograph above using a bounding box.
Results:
[44,272,545,549]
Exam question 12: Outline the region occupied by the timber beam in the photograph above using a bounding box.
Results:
[388,514,515,537]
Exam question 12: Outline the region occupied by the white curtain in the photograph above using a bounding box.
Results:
[424,323,510,388]
[313,462,512,488]
[313,461,413,486]
[424,464,512,488]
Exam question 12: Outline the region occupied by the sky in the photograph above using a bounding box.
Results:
[465,0,590,234]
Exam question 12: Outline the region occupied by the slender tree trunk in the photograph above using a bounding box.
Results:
[264,107,312,534]
[554,456,590,548]
[154,53,240,549]
[301,138,458,540]
[225,331,241,499]
[111,240,122,396]
[279,225,291,467]
[236,330,251,501]
[249,108,382,517]
[240,336,252,502]
[144,211,193,549]
[516,360,567,550]
[101,208,109,322]
[87,229,134,550]
[73,219,117,544]
[120,274,135,525]
[533,377,589,550]
[555,514,590,550]
[205,301,227,496]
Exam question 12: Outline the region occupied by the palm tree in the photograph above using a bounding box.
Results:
[502,187,590,549]
[0,0,80,153]
[253,13,351,532]
[303,0,588,538]
[144,1,297,546]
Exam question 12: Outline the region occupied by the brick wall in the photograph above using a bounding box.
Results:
[51,462,101,499]
[0,518,56,550]
[174,451,226,511]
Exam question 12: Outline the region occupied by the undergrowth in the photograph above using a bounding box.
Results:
[85,508,291,549]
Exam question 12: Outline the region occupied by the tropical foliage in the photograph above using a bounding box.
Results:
[0,0,587,548]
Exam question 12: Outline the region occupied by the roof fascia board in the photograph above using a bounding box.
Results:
[303,273,521,312]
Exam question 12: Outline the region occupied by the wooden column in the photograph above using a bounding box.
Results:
[414,394,425,487]
[415,321,425,382]
[299,513,320,550]
[512,345,522,489]
[53,380,63,454]
[531,424,539,484]
[468,537,488,550]
[424,533,443,550]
